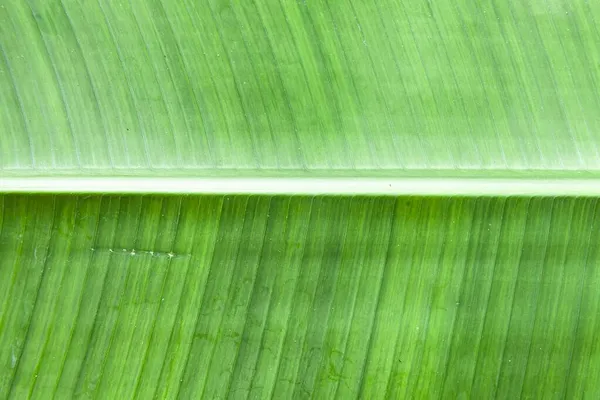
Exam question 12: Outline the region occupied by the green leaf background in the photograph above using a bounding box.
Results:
[1,195,600,398]
[2,0,600,398]
[2,0,600,172]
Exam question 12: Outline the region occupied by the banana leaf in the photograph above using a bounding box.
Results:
[2,0,600,398]
[1,195,599,398]
[2,0,600,174]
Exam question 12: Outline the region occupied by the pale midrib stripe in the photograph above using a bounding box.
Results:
[2,176,600,196]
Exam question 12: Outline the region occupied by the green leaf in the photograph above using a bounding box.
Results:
[2,0,600,173]
[1,195,599,398]
[2,0,600,398]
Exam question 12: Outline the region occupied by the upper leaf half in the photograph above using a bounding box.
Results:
[1,0,599,175]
